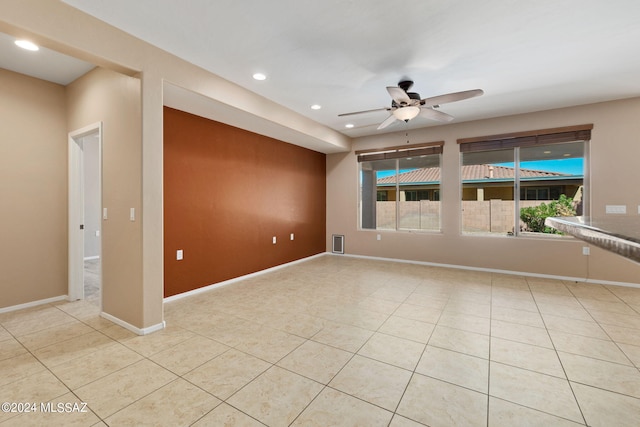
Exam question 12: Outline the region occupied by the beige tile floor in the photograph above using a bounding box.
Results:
[1,255,640,426]
[83,259,101,307]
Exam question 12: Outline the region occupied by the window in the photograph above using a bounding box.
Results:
[521,187,551,200]
[358,142,442,232]
[404,190,436,201]
[404,191,418,201]
[459,125,591,236]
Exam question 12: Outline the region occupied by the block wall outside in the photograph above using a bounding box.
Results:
[375,200,554,233]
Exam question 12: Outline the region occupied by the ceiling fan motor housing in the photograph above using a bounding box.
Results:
[398,80,414,91]
[391,92,421,108]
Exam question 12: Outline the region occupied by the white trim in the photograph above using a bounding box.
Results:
[100,312,166,336]
[163,249,638,307]
[68,122,103,304]
[0,295,67,314]
[332,253,640,288]
[68,131,84,301]
[164,253,326,303]
[83,256,100,261]
[583,277,640,289]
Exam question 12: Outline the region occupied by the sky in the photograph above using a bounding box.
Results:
[496,158,584,175]
[376,158,584,179]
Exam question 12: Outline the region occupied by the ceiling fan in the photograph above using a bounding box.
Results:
[339,80,484,130]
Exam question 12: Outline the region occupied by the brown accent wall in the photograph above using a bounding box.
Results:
[163,107,326,297]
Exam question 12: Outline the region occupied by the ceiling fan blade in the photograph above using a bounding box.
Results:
[420,108,454,122]
[377,114,398,130]
[386,86,411,105]
[338,107,389,117]
[421,89,484,107]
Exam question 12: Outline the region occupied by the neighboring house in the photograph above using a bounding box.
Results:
[376,164,583,202]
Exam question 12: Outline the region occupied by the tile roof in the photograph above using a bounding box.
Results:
[377,164,569,184]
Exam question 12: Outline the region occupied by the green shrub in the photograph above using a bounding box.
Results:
[520,194,576,233]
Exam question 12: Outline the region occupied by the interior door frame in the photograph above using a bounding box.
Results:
[68,122,103,302]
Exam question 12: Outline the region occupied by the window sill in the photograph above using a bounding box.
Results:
[359,228,443,235]
[461,231,574,240]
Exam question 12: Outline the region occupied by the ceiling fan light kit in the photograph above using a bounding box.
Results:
[339,79,484,131]
[393,106,420,122]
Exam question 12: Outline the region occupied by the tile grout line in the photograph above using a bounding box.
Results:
[287,278,429,426]
[385,278,432,422]
[567,286,640,372]
[387,286,447,426]
[3,308,108,425]
[287,279,404,426]
[486,273,494,427]
[235,278,403,425]
[529,277,589,426]
[5,258,640,426]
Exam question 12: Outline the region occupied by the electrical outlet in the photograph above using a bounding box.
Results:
[176,249,183,260]
[377,234,381,241]
[582,246,590,256]
[605,205,626,214]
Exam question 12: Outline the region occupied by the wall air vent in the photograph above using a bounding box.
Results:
[332,234,344,254]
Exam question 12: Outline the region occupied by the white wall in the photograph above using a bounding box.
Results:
[327,98,640,285]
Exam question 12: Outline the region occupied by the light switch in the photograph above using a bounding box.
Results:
[273,236,277,244]
[103,208,108,220]
[130,208,135,221]
[176,249,183,260]
[377,234,381,241]
[290,233,294,241]
[95,230,100,237]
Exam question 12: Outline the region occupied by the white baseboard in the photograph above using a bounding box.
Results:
[164,252,326,303]
[167,249,640,306]
[0,295,68,314]
[332,252,640,288]
[100,311,166,336]
[583,277,640,289]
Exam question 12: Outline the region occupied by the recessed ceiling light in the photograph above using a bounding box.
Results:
[563,153,571,157]
[252,73,266,81]
[310,104,322,110]
[543,150,551,154]
[15,39,39,51]
[345,123,354,129]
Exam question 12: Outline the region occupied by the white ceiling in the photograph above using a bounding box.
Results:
[0,32,94,85]
[6,1,640,140]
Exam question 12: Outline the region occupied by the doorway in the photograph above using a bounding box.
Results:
[68,123,103,306]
